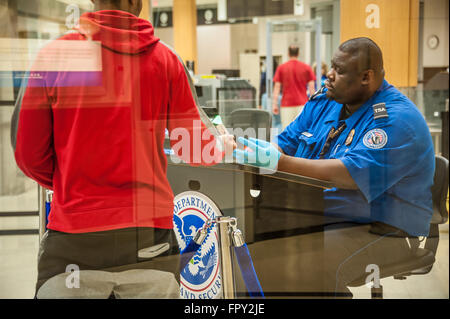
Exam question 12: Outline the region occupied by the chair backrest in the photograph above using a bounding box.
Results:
[229,108,272,141]
[431,155,449,224]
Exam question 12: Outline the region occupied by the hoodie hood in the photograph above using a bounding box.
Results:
[77,10,159,54]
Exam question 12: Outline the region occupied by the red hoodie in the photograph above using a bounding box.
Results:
[12,10,222,233]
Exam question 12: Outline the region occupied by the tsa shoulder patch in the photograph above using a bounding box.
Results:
[363,128,388,149]
[372,102,388,120]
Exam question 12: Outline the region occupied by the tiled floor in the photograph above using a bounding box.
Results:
[0,234,39,298]
[0,222,448,299]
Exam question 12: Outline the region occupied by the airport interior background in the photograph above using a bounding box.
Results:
[0,0,448,299]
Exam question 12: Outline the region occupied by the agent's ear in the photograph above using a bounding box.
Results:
[361,69,374,86]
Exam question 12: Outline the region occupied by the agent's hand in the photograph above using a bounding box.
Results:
[233,137,281,170]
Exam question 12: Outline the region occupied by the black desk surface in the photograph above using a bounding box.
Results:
[167,160,334,190]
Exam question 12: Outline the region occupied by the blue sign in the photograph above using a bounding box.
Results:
[173,191,222,299]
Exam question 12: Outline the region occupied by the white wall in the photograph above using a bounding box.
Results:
[197,24,232,74]
[155,23,258,75]
[17,16,62,39]
[0,2,17,37]
[239,52,261,101]
[154,27,174,48]
[422,0,449,67]
[155,25,232,74]
[230,23,259,69]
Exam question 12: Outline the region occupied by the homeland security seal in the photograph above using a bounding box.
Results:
[363,128,388,149]
[173,191,222,299]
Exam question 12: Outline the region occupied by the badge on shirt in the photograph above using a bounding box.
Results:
[372,103,388,120]
[363,129,388,149]
[345,129,355,146]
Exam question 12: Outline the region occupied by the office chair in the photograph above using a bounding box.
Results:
[229,108,272,223]
[229,108,272,141]
[348,155,449,298]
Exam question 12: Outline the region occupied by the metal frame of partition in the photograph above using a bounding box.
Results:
[265,18,323,105]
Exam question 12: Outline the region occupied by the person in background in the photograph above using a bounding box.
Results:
[313,61,328,90]
[272,45,316,129]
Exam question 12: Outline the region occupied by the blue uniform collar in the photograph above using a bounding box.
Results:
[324,79,390,126]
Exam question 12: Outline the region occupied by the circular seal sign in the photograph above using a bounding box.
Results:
[173,191,222,299]
[363,128,388,149]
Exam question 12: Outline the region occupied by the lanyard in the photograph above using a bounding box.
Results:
[319,121,347,159]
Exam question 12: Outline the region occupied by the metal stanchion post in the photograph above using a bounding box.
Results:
[216,216,236,299]
[39,187,46,240]
[39,187,53,240]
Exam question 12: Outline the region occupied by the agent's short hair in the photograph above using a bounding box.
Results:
[338,37,383,73]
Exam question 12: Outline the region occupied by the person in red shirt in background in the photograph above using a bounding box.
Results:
[11,0,235,298]
[272,45,316,129]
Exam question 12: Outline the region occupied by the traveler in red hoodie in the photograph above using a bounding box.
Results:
[11,0,235,298]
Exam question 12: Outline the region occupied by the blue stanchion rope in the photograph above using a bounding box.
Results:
[45,201,51,230]
[178,222,264,298]
[234,243,264,298]
[179,239,201,271]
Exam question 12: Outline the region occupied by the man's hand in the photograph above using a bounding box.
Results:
[272,82,281,115]
[272,103,279,115]
[307,80,316,98]
[217,134,237,159]
[233,137,281,170]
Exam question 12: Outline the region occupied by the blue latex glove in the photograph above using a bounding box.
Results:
[233,137,281,170]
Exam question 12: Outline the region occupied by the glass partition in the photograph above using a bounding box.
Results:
[0,0,447,301]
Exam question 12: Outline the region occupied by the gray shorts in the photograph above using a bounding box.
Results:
[36,227,181,298]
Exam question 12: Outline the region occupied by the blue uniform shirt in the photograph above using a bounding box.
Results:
[277,80,435,236]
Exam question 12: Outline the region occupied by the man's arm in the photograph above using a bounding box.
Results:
[307,80,316,98]
[235,136,357,189]
[272,82,281,115]
[11,73,54,190]
[277,151,358,190]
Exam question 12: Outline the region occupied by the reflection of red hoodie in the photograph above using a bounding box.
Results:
[12,10,221,233]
